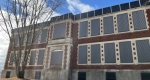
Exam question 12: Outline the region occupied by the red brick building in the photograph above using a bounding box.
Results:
[2,0,150,80]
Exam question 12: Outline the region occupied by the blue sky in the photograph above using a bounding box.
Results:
[0,0,136,71]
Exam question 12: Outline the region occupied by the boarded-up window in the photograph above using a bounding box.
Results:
[53,22,66,39]
[5,71,11,78]
[37,50,45,65]
[117,13,129,32]
[91,44,101,63]
[106,72,116,80]
[119,41,133,63]
[40,29,48,43]
[104,43,116,63]
[78,72,86,80]
[136,39,150,62]
[141,73,150,80]
[50,50,63,65]
[79,21,88,38]
[35,71,41,79]
[14,35,19,46]
[29,50,36,65]
[103,16,114,34]
[27,32,32,44]
[34,31,40,44]
[91,19,100,36]
[78,45,87,64]
[132,10,147,30]
[9,53,14,65]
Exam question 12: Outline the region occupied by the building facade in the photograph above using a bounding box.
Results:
[2,0,150,80]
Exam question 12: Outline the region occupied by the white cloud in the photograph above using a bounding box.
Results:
[66,0,95,14]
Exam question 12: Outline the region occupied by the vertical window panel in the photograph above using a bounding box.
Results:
[91,44,101,63]
[91,19,100,36]
[21,33,25,45]
[95,9,102,16]
[120,3,130,10]
[78,45,87,64]
[104,43,116,63]
[88,11,94,18]
[14,35,19,46]
[136,39,150,62]
[111,5,120,12]
[37,50,45,65]
[103,16,114,34]
[27,32,32,44]
[40,29,48,43]
[117,13,130,32]
[132,10,147,30]
[50,50,63,65]
[81,12,87,19]
[119,41,133,63]
[29,50,36,65]
[34,31,40,44]
[9,53,14,65]
[79,21,88,38]
[35,71,41,79]
[53,23,66,39]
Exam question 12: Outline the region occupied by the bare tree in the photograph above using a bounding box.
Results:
[0,0,64,78]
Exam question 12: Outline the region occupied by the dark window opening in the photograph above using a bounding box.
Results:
[130,1,140,8]
[120,3,130,10]
[103,7,111,14]
[106,72,116,80]
[75,14,80,20]
[35,71,41,79]
[81,12,87,19]
[88,11,94,18]
[111,5,120,12]
[95,9,102,16]
[78,72,86,80]
[141,73,150,80]
[5,71,11,78]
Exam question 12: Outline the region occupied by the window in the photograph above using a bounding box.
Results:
[136,39,150,63]
[130,1,140,8]
[5,71,11,78]
[34,31,40,44]
[132,10,147,30]
[120,3,130,10]
[50,50,63,65]
[81,12,87,19]
[91,19,100,36]
[14,35,19,46]
[119,41,133,63]
[141,73,150,80]
[53,22,66,39]
[40,29,48,43]
[78,72,86,80]
[79,21,88,38]
[21,33,25,45]
[9,53,14,65]
[75,14,80,20]
[78,45,87,64]
[88,11,94,18]
[104,43,116,63]
[103,7,111,14]
[29,50,36,65]
[103,16,114,34]
[111,5,120,12]
[106,72,116,80]
[117,13,129,32]
[95,9,102,16]
[27,32,32,44]
[91,44,101,63]
[37,50,45,65]
[35,71,41,79]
